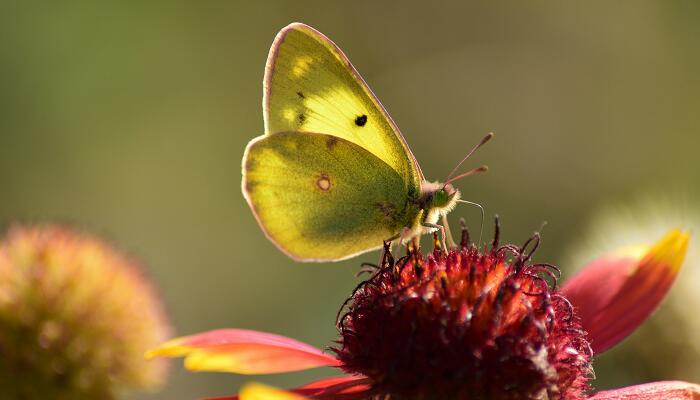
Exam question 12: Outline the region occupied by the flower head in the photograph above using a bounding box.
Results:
[335,225,591,399]
[0,224,171,399]
[150,220,697,400]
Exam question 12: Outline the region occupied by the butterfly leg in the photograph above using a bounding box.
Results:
[379,234,399,268]
[441,214,457,249]
[422,223,448,252]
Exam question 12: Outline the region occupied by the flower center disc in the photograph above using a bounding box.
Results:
[335,231,592,400]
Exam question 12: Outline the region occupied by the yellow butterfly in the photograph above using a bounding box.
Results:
[242,23,489,262]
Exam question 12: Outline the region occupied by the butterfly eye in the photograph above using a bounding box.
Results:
[355,115,368,127]
[433,189,449,207]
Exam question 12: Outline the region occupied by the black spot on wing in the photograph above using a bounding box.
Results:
[296,91,305,99]
[298,113,306,124]
[355,114,368,127]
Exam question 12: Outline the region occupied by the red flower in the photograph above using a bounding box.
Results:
[148,223,696,399]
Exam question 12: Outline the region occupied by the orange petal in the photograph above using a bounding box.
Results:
[239,383,309,400]
[562,229,690,354]
[589,380,700,399]
[146,328,340,374]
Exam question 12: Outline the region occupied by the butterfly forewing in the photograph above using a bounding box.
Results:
[263,23,423,196]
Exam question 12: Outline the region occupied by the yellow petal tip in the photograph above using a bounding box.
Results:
[144,338,189,360]
[240,382,307,400]
[182,351,238,373]
[645,229,690,273]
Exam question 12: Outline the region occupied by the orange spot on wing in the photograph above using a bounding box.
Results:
[316,175,331,191]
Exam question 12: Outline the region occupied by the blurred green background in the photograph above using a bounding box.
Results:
[1,1,698,398]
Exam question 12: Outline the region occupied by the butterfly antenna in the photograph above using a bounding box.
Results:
[445,165,488,186]
[456,199,485,248]
[443,132,494,184]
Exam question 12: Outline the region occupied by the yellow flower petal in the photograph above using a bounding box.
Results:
[240,382,308,400]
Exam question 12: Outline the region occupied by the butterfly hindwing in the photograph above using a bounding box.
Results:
[242,131,411,262]
[263,23,423,196]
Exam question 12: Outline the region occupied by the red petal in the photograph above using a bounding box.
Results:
[589,381,700,399]
[298,375,372,398]
[147,328,340,374]
[562,230,689,354]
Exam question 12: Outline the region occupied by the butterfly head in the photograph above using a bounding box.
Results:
[434,183,458,208]
[421,181,461,215]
